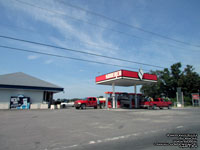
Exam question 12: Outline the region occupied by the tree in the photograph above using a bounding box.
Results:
[181,65,200,96]
[141,62,200,99]
[141,70,161,98]
[169,62,182,98]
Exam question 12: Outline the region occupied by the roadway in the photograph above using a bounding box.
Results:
[0,107,199,150]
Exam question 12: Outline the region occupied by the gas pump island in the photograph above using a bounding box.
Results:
[95,70,157,109]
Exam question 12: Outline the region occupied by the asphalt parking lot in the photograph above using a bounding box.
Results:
[0,107,200,150]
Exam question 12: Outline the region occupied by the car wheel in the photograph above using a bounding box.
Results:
[100,104,104,109]
[153,105,156,110]
[81,104,86,110]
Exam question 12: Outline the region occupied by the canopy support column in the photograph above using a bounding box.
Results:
[112,83,115,108]
[129,94,132,109]
[105,93,108,109]
[134,85,137,109]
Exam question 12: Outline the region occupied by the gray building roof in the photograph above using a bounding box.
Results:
[0,72,64,92]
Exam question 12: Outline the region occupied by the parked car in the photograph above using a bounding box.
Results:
[61,100,74,108]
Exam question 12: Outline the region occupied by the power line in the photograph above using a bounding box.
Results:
[1,23,199,58]
[0,45,150,71]
[0,24,192,68]
[58,0,200,48]
[0,23,121,52]
[14,0,200,52]
[0,35,165,68]
[0,24,197,70]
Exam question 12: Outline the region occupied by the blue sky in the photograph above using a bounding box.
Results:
[0,0,199,99]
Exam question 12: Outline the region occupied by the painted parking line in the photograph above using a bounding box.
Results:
[48,126,184,150]
[176,125,184,129]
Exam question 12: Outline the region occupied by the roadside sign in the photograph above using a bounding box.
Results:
[192,94,199,100]
[138,69,144,80]
[191,93,200,107]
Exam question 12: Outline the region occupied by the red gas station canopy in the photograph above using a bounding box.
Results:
[96,70,157,86]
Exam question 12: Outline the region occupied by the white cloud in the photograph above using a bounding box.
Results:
[2,0,199,74]
[44,59,54,64]
[4,0,121,65]
[27,55,39,60]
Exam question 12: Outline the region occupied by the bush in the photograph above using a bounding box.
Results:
[184,96,192,106]
[169,97,192,106]
[170,98,177,106]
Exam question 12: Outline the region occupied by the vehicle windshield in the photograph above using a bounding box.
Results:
[144,97,150,102]
[81,97,88,100]
[61,99,68,103]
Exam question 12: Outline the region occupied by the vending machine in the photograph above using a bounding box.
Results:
[10,96,30,109]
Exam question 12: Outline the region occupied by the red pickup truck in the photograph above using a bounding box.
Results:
[74,97,105,109]
[140,98,172,109]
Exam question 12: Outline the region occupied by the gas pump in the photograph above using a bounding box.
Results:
[105,92,121,108]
